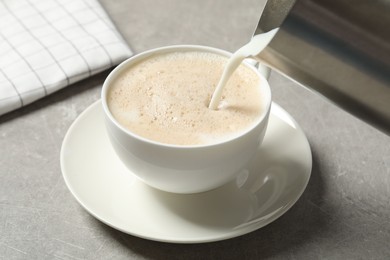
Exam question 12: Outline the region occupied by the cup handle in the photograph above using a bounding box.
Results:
[257,63,271,80]
[245,58,271,80]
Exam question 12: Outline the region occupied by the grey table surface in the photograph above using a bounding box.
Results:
[1,0,389,259]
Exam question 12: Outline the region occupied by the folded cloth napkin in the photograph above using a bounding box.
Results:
[0,0,132,116]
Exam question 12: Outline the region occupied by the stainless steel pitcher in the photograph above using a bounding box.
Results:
[253,0,390,134]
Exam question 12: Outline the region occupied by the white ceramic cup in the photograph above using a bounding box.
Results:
[101,45,272,194]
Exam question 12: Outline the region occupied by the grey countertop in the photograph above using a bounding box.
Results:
[1,0,389,259]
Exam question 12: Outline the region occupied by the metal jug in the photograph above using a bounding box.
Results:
[253,0,390,134]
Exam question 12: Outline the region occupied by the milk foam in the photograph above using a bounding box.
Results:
[107,51,263,145]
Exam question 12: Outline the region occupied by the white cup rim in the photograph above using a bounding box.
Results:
[101,45,272,149]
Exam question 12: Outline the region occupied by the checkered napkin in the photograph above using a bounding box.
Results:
[0,0,132,116]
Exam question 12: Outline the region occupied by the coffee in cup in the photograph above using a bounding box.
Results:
[102,45,271,193]
[107,51,264,146]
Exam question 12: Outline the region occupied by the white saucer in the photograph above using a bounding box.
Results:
[61,100,312,243]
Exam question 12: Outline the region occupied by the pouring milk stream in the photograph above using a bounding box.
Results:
[209,28,279,110]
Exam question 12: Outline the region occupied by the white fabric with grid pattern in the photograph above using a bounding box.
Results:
[0,0,132,116]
